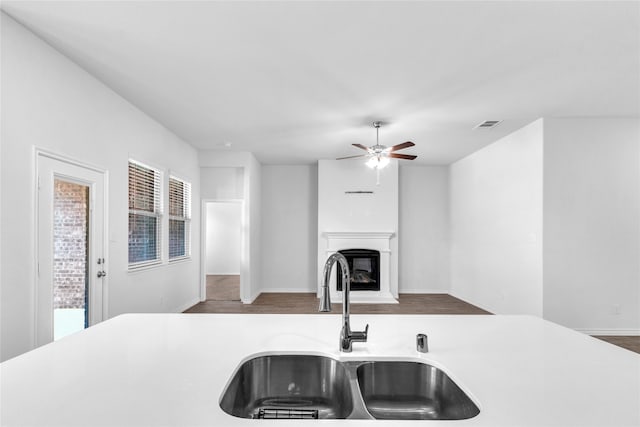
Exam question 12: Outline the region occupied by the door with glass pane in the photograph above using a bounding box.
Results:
[36,153,106,346]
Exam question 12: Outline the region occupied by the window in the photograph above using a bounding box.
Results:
[128,160,162,267]
[169,176,191,260]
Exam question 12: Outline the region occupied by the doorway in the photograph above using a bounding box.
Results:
[36,152,106,346]
[203,200,243,301]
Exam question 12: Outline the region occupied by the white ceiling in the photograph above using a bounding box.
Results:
[2,1,639,165]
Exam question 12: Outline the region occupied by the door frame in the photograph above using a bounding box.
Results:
[200,199,245,302]
[34,148,109,345]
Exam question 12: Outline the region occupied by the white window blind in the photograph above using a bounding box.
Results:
[169,176,191,260]
[128,160,162,268]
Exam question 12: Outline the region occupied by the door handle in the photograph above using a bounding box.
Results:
[97,271,107,278]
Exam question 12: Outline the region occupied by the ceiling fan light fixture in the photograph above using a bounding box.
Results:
[366,155,390,169]
[336,121,416,172]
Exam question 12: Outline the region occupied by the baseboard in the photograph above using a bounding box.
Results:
[242,290,260,304]
[253,289,451,298]
[575,328,640,336]
[260,289,452,295]
[345,291,399,304]
[176,297,201,313]
[260,288,317,293]
[205,272,240,276]
[399,288,449,294]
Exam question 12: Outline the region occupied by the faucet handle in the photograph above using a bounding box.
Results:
[352,324,368,342]
[341,324,369,352]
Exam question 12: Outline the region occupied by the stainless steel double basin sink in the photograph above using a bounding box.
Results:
[219,354,480,420]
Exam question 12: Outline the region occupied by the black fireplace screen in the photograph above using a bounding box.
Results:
[336,249,380,292]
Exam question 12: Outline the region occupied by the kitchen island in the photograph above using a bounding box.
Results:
[1,313,639,426]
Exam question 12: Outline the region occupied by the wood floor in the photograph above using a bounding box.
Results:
[593,336,640,354]
[185,292,491,315]
[206,275,240,301]
[185,292,640,355]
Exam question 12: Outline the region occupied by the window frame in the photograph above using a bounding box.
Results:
[128,159,163,270]
[168,174,192,262]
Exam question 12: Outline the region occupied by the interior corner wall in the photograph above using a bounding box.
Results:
[399,165,450,293]
[543,118,640,333]
[260,165,318,292]
[248,155,262,302]
[450,119,544,315]
[0,13,201,362]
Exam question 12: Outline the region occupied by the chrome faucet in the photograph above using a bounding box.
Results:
[319,252,368,352]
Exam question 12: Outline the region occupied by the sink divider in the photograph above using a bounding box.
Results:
[342,361,376,420]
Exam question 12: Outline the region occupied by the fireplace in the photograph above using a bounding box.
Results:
[320,231,397,304]
[336,249,380,292]
[318,160,399,303]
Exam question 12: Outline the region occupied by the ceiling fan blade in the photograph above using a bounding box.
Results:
[388,153,417,160]
[388,141,415,152]
[336,154,367,160]
[352,143,370,151]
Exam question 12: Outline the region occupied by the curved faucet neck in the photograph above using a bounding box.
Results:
[320,252,351,317]
[319,252,368,352]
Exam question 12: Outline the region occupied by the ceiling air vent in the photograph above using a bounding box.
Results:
[473,120,502,130]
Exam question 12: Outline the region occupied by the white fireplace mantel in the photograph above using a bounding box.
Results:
[323,231,395,254]
[321,230,398,304]
[323,231,395,241]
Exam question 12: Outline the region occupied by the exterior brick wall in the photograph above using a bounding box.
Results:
[53,180,88,310]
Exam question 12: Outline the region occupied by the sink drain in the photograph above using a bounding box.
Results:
[254,408,319,419]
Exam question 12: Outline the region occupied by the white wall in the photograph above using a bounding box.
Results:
[248,155,262,302]
[399,166,450,293]
[543,118,640,333]
[259,163,450,295]
[200,167,244,200]
[206,202,242,275]
[318,160,398,232]
[0,14,201,361]
[261,165,318,292]
[450,119,544,316]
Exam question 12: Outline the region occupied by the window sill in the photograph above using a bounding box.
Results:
[168,256,191,265]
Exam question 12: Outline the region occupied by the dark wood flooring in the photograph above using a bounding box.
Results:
[594,336,640,354]
[185,292,491,315]
[184,293,640,354]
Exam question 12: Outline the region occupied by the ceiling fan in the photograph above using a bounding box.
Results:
[337,121,417,169]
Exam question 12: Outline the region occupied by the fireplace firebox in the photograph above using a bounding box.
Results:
[336,249,380,292]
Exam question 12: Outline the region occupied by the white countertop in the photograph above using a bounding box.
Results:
[1,313,639,426]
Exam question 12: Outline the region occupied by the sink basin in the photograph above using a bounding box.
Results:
[356,361,480,420]
[221,355,479,420]
[219,354,353,419]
